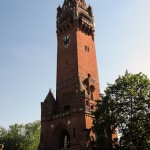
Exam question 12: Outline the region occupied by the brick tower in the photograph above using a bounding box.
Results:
[39,0,100,149]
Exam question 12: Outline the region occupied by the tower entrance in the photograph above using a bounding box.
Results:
[59,130,70,149]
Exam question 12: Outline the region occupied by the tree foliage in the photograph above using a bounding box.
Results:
[93,71,150,150]
[0,120,40,150]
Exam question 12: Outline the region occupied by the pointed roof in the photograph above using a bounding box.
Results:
[43,89,55,104]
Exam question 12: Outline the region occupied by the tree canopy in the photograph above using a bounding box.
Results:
[93,71,150,150]
[0,120,40,150]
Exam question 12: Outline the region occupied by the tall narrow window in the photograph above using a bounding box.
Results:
[64,105,70,112]
[88,73,91,78]
[85,45,89,52]
[63,94,65,102]
[86,100,89,106]
[41,133,43,143]
[73,128,76,138]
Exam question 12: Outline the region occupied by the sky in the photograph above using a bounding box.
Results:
[0,0,150,128]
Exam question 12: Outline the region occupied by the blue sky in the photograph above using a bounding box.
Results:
[0,0,150,128]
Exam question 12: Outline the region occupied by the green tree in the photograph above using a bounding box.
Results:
[93,71,150,150]
[0,124,26,150]
[92,94,117,150]
[25,120,40,150]
[0,120,40,150]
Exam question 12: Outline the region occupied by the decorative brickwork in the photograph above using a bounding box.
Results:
[39,0,100,149]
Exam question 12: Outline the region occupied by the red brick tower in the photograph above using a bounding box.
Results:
[39,0,100,149]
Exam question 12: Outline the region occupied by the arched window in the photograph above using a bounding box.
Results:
[86,100,89,106]
[59,130,70,148]
[64,105,71,112]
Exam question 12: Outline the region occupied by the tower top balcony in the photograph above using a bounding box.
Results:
[56,0,94,38]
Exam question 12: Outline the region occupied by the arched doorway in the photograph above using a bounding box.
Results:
[51,124,70,150]
[59,130,70,149]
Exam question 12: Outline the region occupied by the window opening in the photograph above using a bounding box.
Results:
[85,45,89,52]
[86,100,89,106]
[64,105,71,112]
[73,128,76,138]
